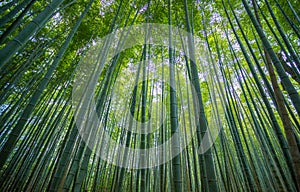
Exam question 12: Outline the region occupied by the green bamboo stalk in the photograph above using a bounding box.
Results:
[0,0,95,170]
[241,0,300,117]
[0,0,64,69]
[168,1,182,191]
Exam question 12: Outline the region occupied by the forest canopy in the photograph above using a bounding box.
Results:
[0,0,299,191]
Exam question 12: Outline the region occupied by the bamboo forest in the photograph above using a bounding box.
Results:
[0,0,300,191]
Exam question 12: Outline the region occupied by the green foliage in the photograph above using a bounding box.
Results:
[0,0,299,191]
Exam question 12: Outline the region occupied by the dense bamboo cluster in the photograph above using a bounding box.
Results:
[0,0,299,191]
